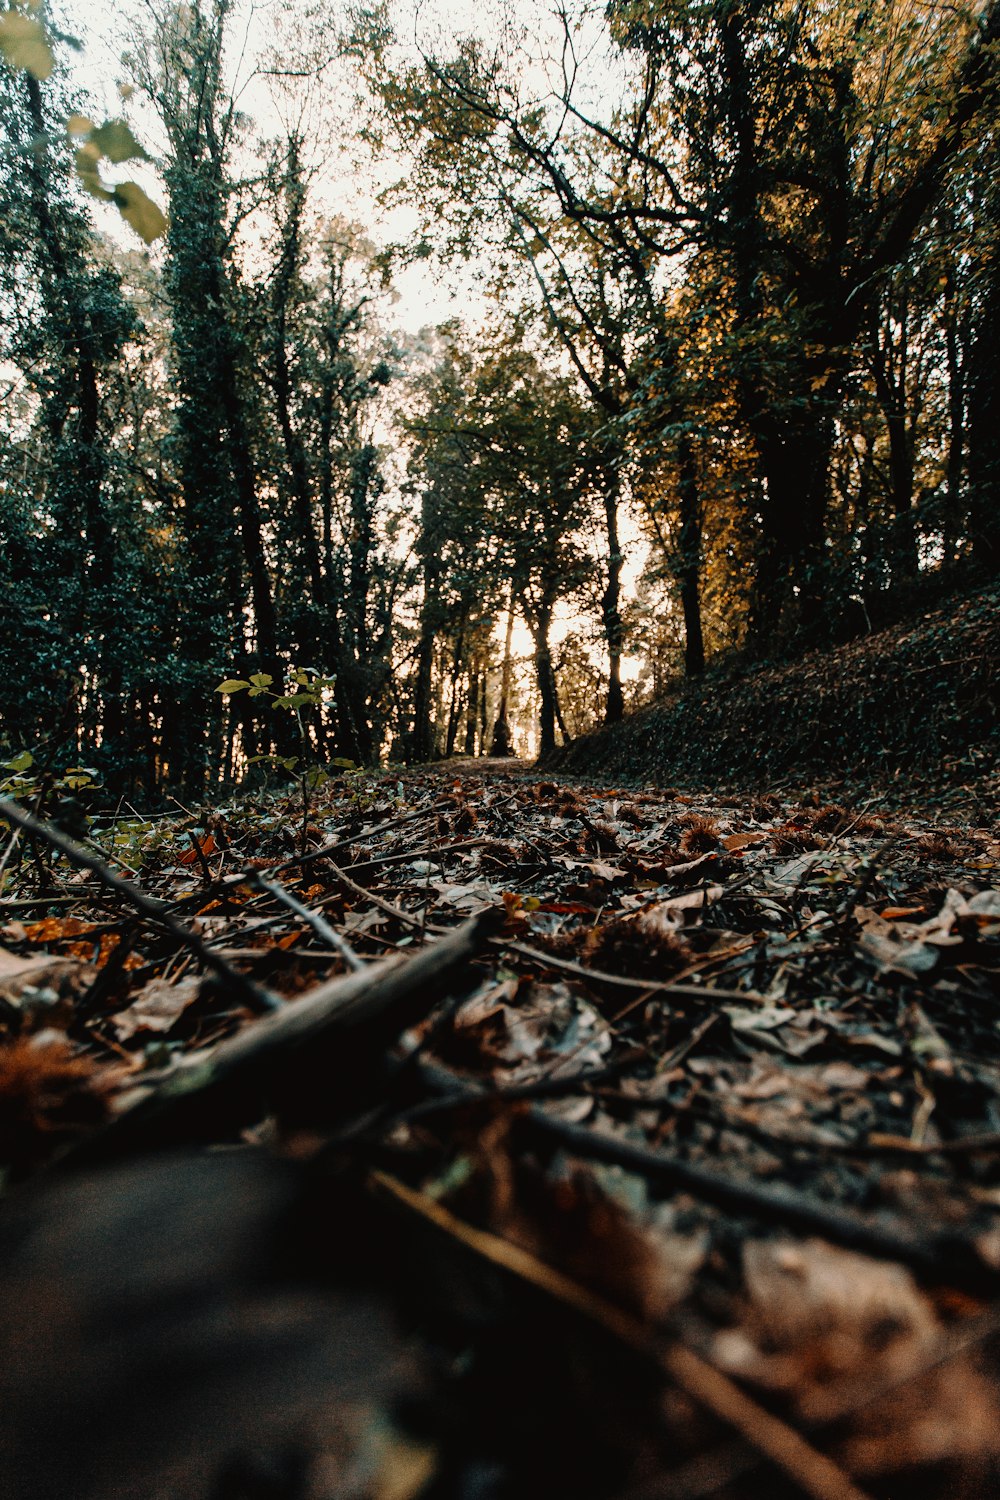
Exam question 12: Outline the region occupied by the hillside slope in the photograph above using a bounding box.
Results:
[547,584,999,809]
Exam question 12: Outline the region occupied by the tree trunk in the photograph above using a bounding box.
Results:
[677,436,705,676]
[444,626,466,759]
[490,594,516,756]
[600,471,625,722]
[942,259,966,566]
[749,411,835,642]
[966,237,1000,573]
[531,603,557,758]
[412,493,441,762]
[464,665,480,756]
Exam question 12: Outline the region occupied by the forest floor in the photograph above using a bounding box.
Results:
[0,765,999,1500]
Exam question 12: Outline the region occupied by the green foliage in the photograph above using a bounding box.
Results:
[1,8,164,243]
[0,750,101,803]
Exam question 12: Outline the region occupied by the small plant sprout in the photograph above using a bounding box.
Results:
[216,668,348,853]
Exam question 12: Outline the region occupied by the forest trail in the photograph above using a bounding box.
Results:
[0,769,998,1497]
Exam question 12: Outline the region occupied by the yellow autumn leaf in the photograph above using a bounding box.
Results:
[0,10,54,80]
[113,180,167,244]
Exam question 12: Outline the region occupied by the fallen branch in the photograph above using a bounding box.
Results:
[319,856,444,933]
[0,795,280,1015]
[498,938,766,1005]
[63,909,502,1165]
[528,1112,999,1290]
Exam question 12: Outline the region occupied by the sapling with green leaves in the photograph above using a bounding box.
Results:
[216,669,352,853]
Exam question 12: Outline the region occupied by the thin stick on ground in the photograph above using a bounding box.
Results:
[250,871,365,971]
[0,794,281,1015]
[63,908,503,1165]
[372,1170,874,1500]
[411,1059,1000,1289]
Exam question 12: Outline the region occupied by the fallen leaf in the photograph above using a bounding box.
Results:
[113,976,203,1041]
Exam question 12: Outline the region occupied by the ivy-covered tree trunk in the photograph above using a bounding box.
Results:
[676,436,706,677]
[529,599,558,757]
[967,236,1000,573]
[490,595,516,756]
[601,470,626,722]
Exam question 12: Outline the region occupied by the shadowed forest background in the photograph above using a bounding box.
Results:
[2,0,998,796]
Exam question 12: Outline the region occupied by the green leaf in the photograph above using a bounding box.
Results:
[216,679,251,694]
[91,119,149,164]
[331,757,357,770]
[249,672,274,688]
[112,181,167,244]
[3,750,33,773]
[0,11,54,80]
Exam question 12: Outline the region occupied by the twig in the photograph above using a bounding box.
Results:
[319,857,447,933]
[62,909,502,1165]
[251,871,365,972]
[527,1112,998,1289]
[498,939,765,1005]
[0,795,280,1015]
[159,799,456,918]
[372,1171,873,1500]
[0,895,84,909]
[187,830,214,887]
[343,837,494,877]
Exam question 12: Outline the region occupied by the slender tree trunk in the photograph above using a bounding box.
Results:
[600,470,625,722]
[490,593,516,756]
[271,149,324,608]
[464,663,480,756]
[942,261,966,565]
[444,625,466,758]
[412,493,441,762]
[749,411,835,641]
[870,315,918,582]
[677,436,705,676]
[967,234,1000,573]
[530,602,557,758]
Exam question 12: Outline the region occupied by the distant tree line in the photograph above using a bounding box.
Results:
[0,0,997,794]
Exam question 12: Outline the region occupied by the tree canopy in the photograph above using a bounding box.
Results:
[1,0,998,791]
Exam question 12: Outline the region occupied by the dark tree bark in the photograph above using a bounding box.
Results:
[490,596,516,756]
[601,470,626,722]
[967,234,1000,573]
[676,436,706,677]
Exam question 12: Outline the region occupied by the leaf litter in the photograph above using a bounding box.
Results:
[0,769,998,1498]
